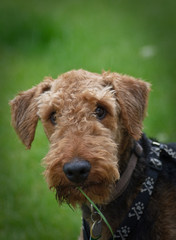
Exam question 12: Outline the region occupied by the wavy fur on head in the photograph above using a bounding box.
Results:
[10,69,150,206]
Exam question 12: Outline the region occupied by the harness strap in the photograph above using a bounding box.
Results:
[83,140,176,240]
[83,218,91,240]
[111,141,162,240]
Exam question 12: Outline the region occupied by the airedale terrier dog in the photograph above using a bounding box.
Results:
[10,69,176,240]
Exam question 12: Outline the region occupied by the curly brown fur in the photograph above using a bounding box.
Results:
[10,70,150,205]
[9,69,176,240]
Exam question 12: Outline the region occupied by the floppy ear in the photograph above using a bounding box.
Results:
[104,72,151,140]
[9,78,53,149]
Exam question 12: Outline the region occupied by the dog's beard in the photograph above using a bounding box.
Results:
[55,182,114,207]
[55,185,81,206]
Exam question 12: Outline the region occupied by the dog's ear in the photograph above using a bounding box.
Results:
[9,78,53,149]
[103,72,151,140]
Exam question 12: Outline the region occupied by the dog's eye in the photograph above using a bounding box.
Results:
[95,105,107,120]
[49,112,57,125]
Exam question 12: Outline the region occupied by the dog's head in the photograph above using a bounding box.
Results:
[10,69,150,205]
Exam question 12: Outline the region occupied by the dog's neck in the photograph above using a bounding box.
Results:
[118,132,135,173]
[82,134,141,240]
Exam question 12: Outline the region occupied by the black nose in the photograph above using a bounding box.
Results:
[63,158,91,183]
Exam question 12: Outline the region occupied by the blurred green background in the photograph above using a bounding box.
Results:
[0,0,176,239]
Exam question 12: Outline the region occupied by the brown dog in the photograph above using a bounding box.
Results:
[10,70,176,240]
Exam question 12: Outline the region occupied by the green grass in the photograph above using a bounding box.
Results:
[0,0,176,239]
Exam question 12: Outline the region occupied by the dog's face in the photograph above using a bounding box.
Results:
[10,69,150,205]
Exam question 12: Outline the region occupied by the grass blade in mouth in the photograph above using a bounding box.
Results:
[77,187,114,238]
